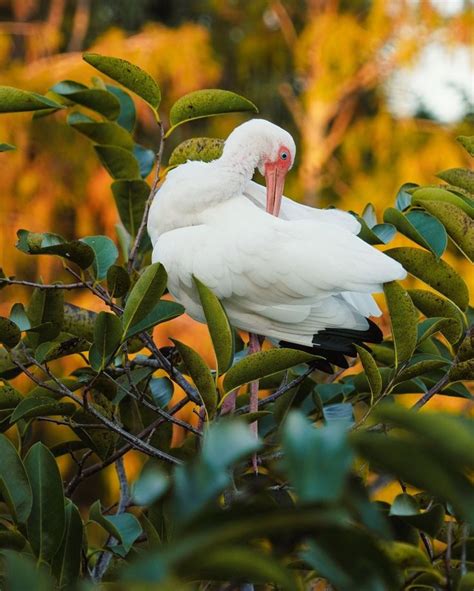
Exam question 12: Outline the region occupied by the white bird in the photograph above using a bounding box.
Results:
[148,119,406,370]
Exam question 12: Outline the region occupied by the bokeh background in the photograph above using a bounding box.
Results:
[0,0,472,503]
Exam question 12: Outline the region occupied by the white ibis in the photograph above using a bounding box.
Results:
[148,119,406,374]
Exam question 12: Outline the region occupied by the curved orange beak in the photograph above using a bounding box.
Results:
[264,163,287,217]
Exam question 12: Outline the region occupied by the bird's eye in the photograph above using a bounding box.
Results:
[280,151,288,161]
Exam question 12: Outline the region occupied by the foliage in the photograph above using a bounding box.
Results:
[0,52,472,591]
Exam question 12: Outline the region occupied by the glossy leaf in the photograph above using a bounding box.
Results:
[386,247,469,311]
[16,229,94,269]
[125,300,184,339]
[383,281,418,366]
[0,86,63,112]
[355,345,382,401]
[67,112,134,149]
[193,276,234,375]
[81,235,118,280]
[24,442,66,562]
[89,500,142,554]
[10,396,76,423]
[395,182,418,211]
[282,411,352,502]
[83,53,161,109]
[111,179,150,237]
[149,377,174,408]
[107,264,131,298]
[106,84,136,131]
[89,311,122,371]
[95,145,141,179]
[168,137,224,167]
[413,199,474,261]
[26,288,64,347]
[357,217,396,245]
[223,348,318,393]
[169,89,257,130]
[122,263,168,338]
[0,435,32,524]
[437,167,474,194]
[51,501,83,589]
[0,317,21,348]
[133,144,156,178]
[51,81,120,119]
[383,207,447,258]
[172,338,217,418]
[407,288,464,344]
[396,358,449,382]
[411,186,474,217]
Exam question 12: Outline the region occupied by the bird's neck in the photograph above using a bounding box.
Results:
[217,141,261,192]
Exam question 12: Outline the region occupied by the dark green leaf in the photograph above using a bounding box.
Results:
[95,145,141,179]
[26,288,64,347]
[396,358,449,382]
[122,263,168,338]
[408,288,464,344]
[107,264,131,298]
[10,396,76,423]
[149,377,173,408]
[0,531,26,550]
[193,276,234,375]
[383,208,447,258]
[89,311,122,371]
[437,168,474,194]
[171,338,217,418]
[0,435,32,523]
[357,217,396,245]
[24,442,66,562]
[355,345,382,400]
[83,53,161,110]
[125,300,184,339]
[89,500,142,554]
[81,235,118,280]
[223,348,318,393]
[51,81,120,119]
[457,135,474,156]
[0,318,20,348]
[67,112,134,149]
[383,281,418,366]
[0,550,56,591]
[169,89,257,130]
[0,86,64,112]
[106,84,136,131]
[168,137,224,167]
[282,411,352,502]
[386,247,469,311]
[0,143,15,151]
[111,179,150,237]
[51,501,83,589]
[16,229,94,269]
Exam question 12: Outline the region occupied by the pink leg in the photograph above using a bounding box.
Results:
[249,332,261,473]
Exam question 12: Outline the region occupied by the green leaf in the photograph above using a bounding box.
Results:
[0,143,15,151]
[168,137,224,167]
[193,276,234,375]
[132,464,169,506]
[0,550,56,591]
[149,377,173,408]
[24,442,66,562]
[437,168,474,194]
[396,358,449,383]
[0,86,64,112]
[0,317,21,349]
[89,500,142,554]
[125,300,184,339]
[67,112,134,149]
[282,411,352,502]
[383,207,447,258]
[386,247,469,311]
[0,531,26,550]
[223,348,318,393]
[111,179,150,237]
[51,81,120,119]
[355,345,382,401]
[95,145,141,179]
[390,495,445,537]
[169,89,258,130]
[171,339,217,418]
[122,263,168,338]
[89,312,122,371]
[106,84,136,131]
[83,53,161,110]
[411,186,474,218]
[457,135,474,156]
[16,229,94,269]
[10,396,76,423]
[188,545,296,591]
[413,199,474,261]
[395,182,418,211]
[408,288,464,344]
[356,217,396,245]
[26,288,64,347]
[0,383,22,410]
[133,144,156,178]
[51,501,83,589]
[383,281,418,366]
[0,435,32,524]
[107,264,131,298]
[9,303,30,330]
[81,235,118,280]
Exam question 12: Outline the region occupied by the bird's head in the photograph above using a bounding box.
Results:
[223,119,296,216]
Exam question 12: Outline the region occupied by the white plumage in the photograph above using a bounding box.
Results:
[148,119,406,359]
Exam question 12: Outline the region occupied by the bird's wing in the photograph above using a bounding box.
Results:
[243,180,361,234]
[153,197,405,342]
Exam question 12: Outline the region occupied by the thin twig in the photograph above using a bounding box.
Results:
[411,373,450,411]
[0,278,88,290]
